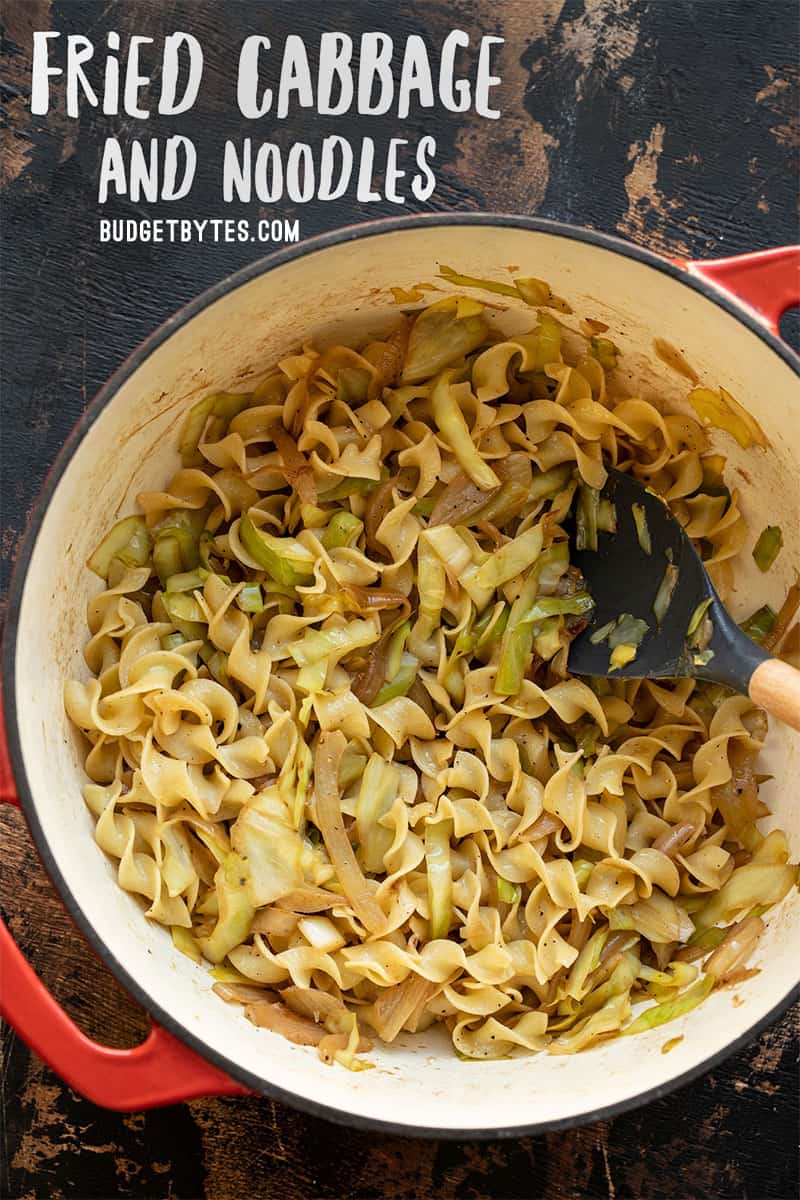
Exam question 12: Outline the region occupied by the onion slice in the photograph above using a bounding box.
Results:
[282,986,348,1025]
[704,915,765,983]
[271,424,316,505]
[314,732,386,935]
[429,470,497,527]
[764,581,800,652]
[350,624,395,704]
[652,822,695,858]
[364,477,397,554]
[213,982,278,1005]
[343,583,411,617]
[245,1000,327,1045]
[367,974,438,1042]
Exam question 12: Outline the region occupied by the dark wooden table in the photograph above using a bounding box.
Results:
[2,2,799,1197]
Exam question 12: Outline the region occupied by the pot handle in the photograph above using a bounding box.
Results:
[681,246,800,336]
[0,696,250,1109]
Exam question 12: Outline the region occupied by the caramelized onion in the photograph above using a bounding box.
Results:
[366,973,438,1042]
[780,621,800,665]
[212,982,278,1005]
[271,424,316,504]
[245,1000,327,1044]
[523,812,563,841]
[317,1030,374,1062]
[250,908,299,936]
[351,623,395,704]
[653,822,696,858]
[429,470,497,527]
[343,583,411,618]
[476,520,506,547]
[713,742,768,838]
[428,452,531,528]
[599,931,639,965]
[764,581,800,652]
[651,941,677,971]
[369,316,410,389]
[408,677,436,720]
[717,966,760,989]
[248,773,277,791]
[567,914,592,952]
[364,477,398,554]
[282,986,347,1024]
[704,915,764,983]
[478,453,534,522]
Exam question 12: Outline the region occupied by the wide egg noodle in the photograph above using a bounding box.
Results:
[65,292,797,1066]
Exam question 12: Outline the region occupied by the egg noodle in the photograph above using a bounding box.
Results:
[65,288,798,1067]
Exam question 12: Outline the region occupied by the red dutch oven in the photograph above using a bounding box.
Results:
[1,217,798,1135]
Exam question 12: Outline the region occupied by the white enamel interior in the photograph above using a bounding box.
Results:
[11,224,800,1132]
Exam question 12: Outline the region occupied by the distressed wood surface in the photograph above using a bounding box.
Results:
[1,2,798,1197]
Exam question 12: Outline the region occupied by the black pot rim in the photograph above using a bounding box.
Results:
[3,212,799,1139]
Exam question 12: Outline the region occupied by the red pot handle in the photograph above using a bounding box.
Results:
[0,692,17,807]
[681,246,800,335]
[0,695,251,1109]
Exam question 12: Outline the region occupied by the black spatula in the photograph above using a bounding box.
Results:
[567,468,800,732]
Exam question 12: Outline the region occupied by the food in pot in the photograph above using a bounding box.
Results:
[64,289,798,1066]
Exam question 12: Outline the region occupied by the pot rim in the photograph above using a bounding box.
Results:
[4,212,799,1138]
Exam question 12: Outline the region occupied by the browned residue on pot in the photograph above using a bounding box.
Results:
[653,338,700,384]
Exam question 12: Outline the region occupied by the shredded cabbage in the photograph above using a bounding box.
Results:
[752,525,783,573]
[239,513,315,585]
[402,297,489,384]
[198,853,256,964]
[87,515,151,580]
[688,386,768,450]
[623,975,714,1036]
[632,504,652,555]
[425,818,453,939]
[653,562,679,627]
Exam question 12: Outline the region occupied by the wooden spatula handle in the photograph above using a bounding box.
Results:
[749,659,800,733]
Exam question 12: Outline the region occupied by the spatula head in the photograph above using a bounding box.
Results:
[566,468,767,691]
